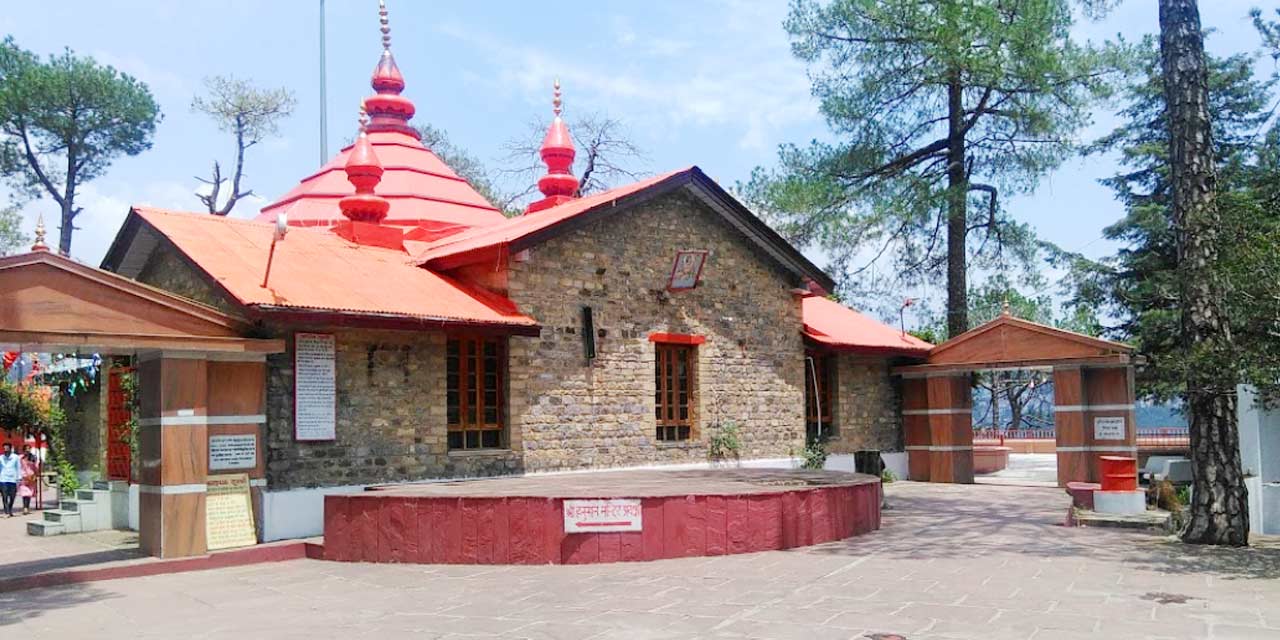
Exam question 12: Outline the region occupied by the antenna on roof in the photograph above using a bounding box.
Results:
[262,212,289,288]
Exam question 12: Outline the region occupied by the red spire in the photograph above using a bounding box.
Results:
[364,0,418,138]
[339,108,391,223]
[527,80,579,214]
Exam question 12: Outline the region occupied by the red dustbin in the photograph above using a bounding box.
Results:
[1099,456,1138,492]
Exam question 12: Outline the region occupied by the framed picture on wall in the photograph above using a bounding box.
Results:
[668,250,708,291]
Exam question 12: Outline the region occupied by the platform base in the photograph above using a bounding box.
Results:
[322,469,882,565]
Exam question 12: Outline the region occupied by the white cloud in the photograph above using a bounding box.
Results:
[435,2,818,151]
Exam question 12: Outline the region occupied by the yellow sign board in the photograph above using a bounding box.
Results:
[206,473,257,551]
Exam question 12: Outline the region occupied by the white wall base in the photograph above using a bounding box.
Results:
[1093,490,1145,515]
[823,452,905,480]
[128,483,139,531]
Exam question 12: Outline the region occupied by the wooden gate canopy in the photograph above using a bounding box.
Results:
[0,251,283,355]
[892,311,1137,486]
[892,313,1135,376]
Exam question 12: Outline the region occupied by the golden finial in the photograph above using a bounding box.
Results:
[31,213,48,252]
[1001,298,1011,316]
[553,78,562,117]
[379,0,391,50]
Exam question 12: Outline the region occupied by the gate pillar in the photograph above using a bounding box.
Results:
[902,377,932,481]
[1053,366,1137,486]
[136,353,209,558]
[926,374,974,483]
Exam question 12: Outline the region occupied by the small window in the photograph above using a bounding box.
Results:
[655,342,696,441]
[805,353,835,443]
[447,336,506,450]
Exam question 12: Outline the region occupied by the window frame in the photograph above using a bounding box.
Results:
[446,335,508,451]
[654,340,698,443]
[805,351,836,443]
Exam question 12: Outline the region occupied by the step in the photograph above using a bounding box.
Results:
[76,488,108,502]
[26,520,65,537]
[43,509,83,533]
[59,498,85,513]
[94,480,130,492]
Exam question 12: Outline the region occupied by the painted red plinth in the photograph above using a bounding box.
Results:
[973,445,1010,474]
[1066,481,1101,510]
[320,469,881,565]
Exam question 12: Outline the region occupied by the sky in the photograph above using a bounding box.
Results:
[0,0,1272,326]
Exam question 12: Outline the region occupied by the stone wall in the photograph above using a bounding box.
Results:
[504,189,809,471]
[60,380,103,472]
[826,355,902,454]
[135,246,238,314]
[263,329,518,490]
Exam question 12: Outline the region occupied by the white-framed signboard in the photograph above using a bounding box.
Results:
[563,499,643,533]
[209,434,257,471]
[294,333,336,441]
[1093,416,1126,441]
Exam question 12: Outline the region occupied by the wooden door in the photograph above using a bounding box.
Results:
[106,366,134,482]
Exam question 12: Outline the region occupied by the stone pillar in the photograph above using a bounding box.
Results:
[136,354,209,558]
[1082,366,1137,481]
[901,377,931,481]
[925,374,974,484]
[205,359,267,534]
[1054,366,1136,486]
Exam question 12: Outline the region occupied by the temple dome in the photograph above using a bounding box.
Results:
[257,0,505,232]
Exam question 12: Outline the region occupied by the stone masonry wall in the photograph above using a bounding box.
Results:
[263,329,518,490]
[135,246,239,314]
[505,189,809,471]
[826,355,902,455]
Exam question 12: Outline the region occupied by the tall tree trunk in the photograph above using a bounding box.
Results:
[1158,0,1250,546]
[946,72,968,339]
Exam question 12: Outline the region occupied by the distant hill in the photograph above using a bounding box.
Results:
[972,383,1185,429]
[1136,402,1186,428]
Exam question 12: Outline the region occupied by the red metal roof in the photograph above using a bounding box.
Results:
[417,169,689,268]
[801,295,932,357]
[131,207,537,331]
[257,131,507,230]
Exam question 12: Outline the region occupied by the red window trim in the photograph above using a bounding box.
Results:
[648,332,706,345]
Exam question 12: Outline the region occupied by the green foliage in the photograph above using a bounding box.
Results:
[880,468,897,483]
[0,378,77,493]
[0,37,160,253]
[708,420,742,461]
[740,0,1129,319]
[0,203,24,256]
[191,75,295,216]
[800,435,829,470]
[1052,39,1280,400]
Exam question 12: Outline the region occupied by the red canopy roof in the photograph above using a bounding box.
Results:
[417,170,684,268]
[130,207,537,332]
[257,130,506,230]
[802,295,932,357]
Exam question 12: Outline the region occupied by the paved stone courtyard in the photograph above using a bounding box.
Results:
[3,481,1278,639]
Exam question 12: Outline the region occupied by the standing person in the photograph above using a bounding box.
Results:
[0,443,20,517]
[19,445,38,515]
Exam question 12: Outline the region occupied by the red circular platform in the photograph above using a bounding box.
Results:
[321,468,881,565]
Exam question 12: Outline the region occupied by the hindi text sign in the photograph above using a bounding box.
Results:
[209,434,257,471]
[205,473,256,551]
[563,499,642,533]
[294,333,336,441]
[1093,416,1126,441]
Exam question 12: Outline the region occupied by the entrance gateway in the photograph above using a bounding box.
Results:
[0,248,283,557]
[894,309,1138,487]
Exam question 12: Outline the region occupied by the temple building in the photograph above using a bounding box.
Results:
[97,3,930,540]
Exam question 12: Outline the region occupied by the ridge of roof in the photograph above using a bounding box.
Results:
[414,166,836,292]
[930,313,1132,358]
